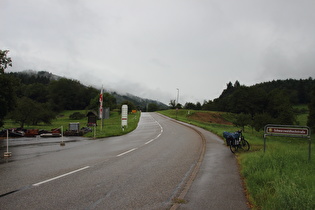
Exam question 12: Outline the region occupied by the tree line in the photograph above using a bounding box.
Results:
[1,50,315,131]
[180,79,315,132]
[0,54,166,128]
[1,70,154,128]
[0,50,157,128]
[0,72,105,128]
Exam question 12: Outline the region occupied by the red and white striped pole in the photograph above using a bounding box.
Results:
[99,86,103,131]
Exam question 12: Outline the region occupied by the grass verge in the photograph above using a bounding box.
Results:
[3,110,141,138]
[158,109,315,210]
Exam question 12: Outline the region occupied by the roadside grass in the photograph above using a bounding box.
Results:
[3,110,140,138]
[158,109,315,210]
[240,141,314,209]
[4,110,90,131]
[84,111,140,138]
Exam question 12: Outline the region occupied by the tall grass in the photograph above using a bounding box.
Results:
[240,139,314,209]
[158,109,315,209]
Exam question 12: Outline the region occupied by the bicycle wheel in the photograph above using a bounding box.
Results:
[230,144,238,153]
[239,139,250,151]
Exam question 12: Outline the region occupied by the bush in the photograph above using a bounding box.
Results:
[69,112,85,120]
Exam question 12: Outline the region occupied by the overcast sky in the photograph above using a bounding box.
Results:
[1,0,315,104]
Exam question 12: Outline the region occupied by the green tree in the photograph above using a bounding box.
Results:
[0,50,15,127]
[147,103,158,112]
[202,100,217,111]
[176,103,183,109]
[10,97,55,128]
[266,89,296,124]
[169,99,176,109]
[48,78,97,111]
[216,81,241,112]
[234,80,241,88]
[87,92,117,112]
[233,113,252,131]
[23,83,49,103]
[228,86,251,114]
[69,112,85,120]
[184,102,196,110]
[225,86,267,117]
[102,92,117,110]
[10,97,38,128]
[0,50,12,74]
[0,75,16,127]
[119,100,136,113]
[307,85,315,132]
[252,113,274,132]
[196,102,202,110]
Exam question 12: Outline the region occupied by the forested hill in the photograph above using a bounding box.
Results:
[201,78,315,131]
[205,78,315,110]
[7,70,168,111]
[252,78,315,104]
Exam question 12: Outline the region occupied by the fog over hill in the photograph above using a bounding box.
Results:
[11,70,168,109]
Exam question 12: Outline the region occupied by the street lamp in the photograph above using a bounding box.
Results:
[176,88,179,106]
[176,88,179,120]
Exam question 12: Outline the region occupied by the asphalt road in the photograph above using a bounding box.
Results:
[174,120,249,210]
[0,112,249,209]
[0,113,202,209]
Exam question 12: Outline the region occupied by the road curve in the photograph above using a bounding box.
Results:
[166,116,250,210]
[0,113,204,209]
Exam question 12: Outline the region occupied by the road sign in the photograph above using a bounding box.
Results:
[264,124,311,161]
[265,126,309,137]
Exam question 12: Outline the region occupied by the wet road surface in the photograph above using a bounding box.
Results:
[0,113,202,209]
[0,113,249,209]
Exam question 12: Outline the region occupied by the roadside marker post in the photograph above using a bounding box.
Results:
[121,105,128,131]
[60,126,65,146]
[94,124,96,139]
[264,124,311,161]
[4,129,12,157]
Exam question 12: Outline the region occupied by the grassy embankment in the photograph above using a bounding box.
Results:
[158,109,315,210]
[3,110,140,138]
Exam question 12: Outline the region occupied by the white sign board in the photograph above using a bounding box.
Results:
[121,105,128,127]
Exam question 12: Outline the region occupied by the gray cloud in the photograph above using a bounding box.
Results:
[1,0,315,104]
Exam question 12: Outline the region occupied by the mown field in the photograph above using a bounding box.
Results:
[158,109,315,210]
[3,110,140,138]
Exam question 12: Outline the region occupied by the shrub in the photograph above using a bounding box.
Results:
[69,112,85,120]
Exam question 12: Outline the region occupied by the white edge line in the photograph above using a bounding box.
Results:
[144,118,163,145]
[117,148,137,157]
[33,166,90,187]
[145,132,162,145]
[145,139,154,144]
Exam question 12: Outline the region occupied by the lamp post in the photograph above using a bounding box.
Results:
[176,88,179,106]
[176,88,179,119]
